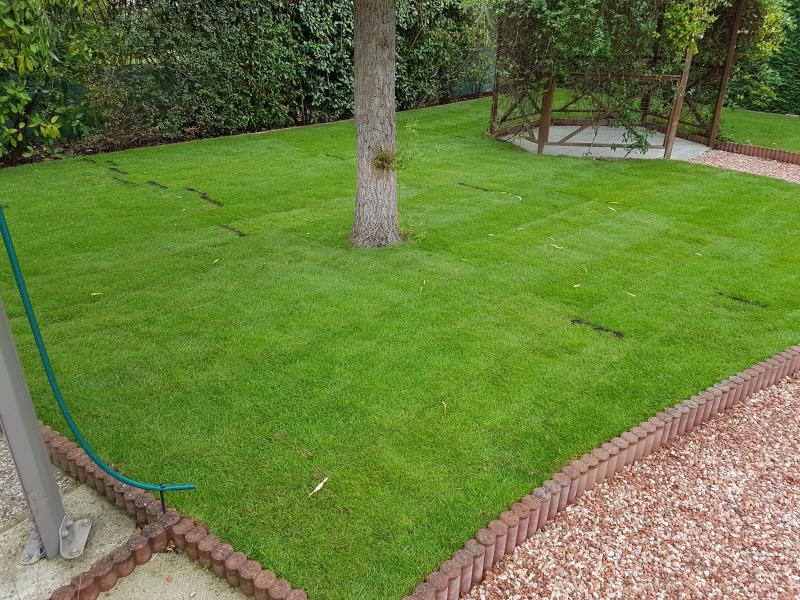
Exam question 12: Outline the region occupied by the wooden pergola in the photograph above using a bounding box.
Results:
[490,0,748,159]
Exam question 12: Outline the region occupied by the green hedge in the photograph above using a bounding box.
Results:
[767,0,800,114]
[76,0,487,150]
[729,0,799,115]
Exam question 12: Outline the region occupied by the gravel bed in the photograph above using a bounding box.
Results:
[690,149,800,184]
[0,431,76,531]
[466,377,800,600]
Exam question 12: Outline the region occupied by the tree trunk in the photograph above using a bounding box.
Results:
[352,0,402,248]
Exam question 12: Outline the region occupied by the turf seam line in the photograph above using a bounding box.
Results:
[715,291,768,308]
[219,223,248,237]
[404,343,800,600]
[109,175,135,186]
[185,187,224,207]
[40,424,308,600]
[570,317,625,338]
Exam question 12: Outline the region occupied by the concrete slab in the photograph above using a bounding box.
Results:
[102,551,247,600]
[504,125,709,161]
[0,485,136,600]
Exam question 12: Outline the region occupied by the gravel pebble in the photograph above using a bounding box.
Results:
[0,431,76,531]
[466,377,800,600]
[690,149,800,184]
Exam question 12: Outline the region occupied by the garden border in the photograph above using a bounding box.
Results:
[40,425,308,600]
[711,140,800,165]
[675,130,800,165]
[403,343,800,600]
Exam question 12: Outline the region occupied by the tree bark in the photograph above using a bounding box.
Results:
[352,0,402,248]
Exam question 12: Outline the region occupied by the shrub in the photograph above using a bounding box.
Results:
[0,0,94,161]
[77,0,486,150]
[728,0,798,115]
[767,0,800,113]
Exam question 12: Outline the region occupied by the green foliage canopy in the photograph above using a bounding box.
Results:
[729,0,799,114]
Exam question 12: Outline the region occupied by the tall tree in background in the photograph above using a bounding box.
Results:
[352,0,402,248]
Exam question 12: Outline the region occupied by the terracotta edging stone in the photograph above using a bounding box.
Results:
[408,345,800,599]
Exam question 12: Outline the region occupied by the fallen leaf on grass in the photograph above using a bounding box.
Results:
[500,191,523,201]
[309,477,329,497]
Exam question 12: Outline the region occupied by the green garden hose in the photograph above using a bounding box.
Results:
[0,204,195,497]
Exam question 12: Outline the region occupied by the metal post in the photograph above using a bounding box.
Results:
[0,294,65,561]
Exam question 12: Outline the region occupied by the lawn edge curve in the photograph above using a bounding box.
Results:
[31,343,800,600]
[404,343,800,600]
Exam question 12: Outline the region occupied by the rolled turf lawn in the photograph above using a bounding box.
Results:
[722,107,800,153]
[1,98,798,599]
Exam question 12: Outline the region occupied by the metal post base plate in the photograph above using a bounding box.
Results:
[19,529,42,565]
[60,517,91,560]
[18,516,92,565]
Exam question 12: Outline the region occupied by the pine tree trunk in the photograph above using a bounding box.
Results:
[352,0,402,248]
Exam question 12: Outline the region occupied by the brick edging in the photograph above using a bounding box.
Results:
[40,426,308,600]
[711,141,800,166]
[404,344,800,600]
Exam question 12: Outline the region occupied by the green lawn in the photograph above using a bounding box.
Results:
[1,99,799,599]
[722,107,800,152]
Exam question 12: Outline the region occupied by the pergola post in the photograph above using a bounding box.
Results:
[709,0,747,145]
[537,75,556,154]
[663,48,694,159]
[640,14,666,126]
[489,31,502,134]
